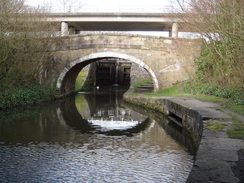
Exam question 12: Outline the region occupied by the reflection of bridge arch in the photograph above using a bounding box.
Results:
[57,52,159,94]
[59,93,150,136]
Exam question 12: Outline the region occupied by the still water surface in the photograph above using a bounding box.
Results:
[0,87,194,183]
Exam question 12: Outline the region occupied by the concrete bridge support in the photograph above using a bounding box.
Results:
[61,22,69,36]
[170,23,179,38]
[61,22,79,36]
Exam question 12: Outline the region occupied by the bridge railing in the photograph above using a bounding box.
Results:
[45,6,182,14]
[79,6,182,13]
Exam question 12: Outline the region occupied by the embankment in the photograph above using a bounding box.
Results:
[123,91,243,183]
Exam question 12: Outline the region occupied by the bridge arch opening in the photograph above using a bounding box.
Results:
[57,52,159,94]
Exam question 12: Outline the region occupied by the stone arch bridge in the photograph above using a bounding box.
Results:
[42,33,202,94]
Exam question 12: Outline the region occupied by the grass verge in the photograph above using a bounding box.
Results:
[144,84,228,103]
[225,112,244,139]
[204,123,227,132]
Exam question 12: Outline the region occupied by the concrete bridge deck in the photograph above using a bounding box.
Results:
[45,12,187,37]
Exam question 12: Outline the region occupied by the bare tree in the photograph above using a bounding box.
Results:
[0,0,58,90]
[176,0,244,88]
[55,0,83,13]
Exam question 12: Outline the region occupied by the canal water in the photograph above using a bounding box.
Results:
[0,86,195,183]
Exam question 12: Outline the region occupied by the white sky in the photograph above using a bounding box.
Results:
[25,0,178,13]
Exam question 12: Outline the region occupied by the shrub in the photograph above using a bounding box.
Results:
[183,81,243,105]
[0,85,58,109]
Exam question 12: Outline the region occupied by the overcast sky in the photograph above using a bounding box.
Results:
[25,0,177,13]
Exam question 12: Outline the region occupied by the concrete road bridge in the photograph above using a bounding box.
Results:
[46,12,189,38]
[41,33,202,94]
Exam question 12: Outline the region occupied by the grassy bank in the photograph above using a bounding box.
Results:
[133,78,152,90]
[0,85,60,109]
[140,84,228,103]
[227,115,244,139]
[75,69,88,91]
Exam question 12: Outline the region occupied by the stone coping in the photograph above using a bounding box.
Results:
[123,92,244,183]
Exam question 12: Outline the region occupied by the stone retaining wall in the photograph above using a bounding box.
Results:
[123,92,203,146]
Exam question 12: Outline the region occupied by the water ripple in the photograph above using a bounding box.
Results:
[0,98,194,183]
[0,127,193,183]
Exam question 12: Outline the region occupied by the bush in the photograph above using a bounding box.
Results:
[0,85,58,109]
[183,81,244,105]
[177,0,244,105]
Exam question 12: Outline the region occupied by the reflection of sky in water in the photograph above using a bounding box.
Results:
[75,92,147,131]
[88,119,142,131]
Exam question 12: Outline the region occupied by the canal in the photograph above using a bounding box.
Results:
[0,86,195,183]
